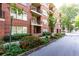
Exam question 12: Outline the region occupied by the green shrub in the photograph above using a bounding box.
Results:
[40,38,49,44]
[3,33,31,42]
[42,32,51,36]
[4,44,24,56]
[53,33,63,39]
[0,45,5,55]
[20,36,44,49]
[61,33,65,36]
[0,37,4,45]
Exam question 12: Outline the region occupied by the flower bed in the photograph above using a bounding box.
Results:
[3,33,31,42]
[0,33,65,56]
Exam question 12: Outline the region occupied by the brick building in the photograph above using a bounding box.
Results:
[0,3,61,37]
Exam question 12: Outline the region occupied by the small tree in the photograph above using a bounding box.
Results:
[10,3,23,18]
[60,4,79,32]
[48,14,56,32]
[61,15,73,32]
[8,3,23,51]
[75,15,79,29]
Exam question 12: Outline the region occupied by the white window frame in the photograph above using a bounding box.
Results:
[17,26,23,34]
[12,26,17,35]
[23,27,27,33]
[17,11,22,20]
[10,9,28,21]
[43,19,48,24]
[11,26,27,35]
[23,12,27,21]
[10,10,17,19]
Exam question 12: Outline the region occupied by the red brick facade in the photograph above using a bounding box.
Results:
[0,3,52,37]
[0,3,62,37]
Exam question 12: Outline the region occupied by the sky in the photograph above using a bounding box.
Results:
[52,0,79,9]
[1,0,79,8]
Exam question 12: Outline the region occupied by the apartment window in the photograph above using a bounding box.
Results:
[34,26,41,33]
[12,26,17,35]
[17,26,23,34]
[17,11,22,19]
[12,26,27,35]
[42,9,48,16]
[23,12,27,21]
[43,19,48,24]
[0,3,5,19]
[23,27,27,33]
[10,10,27,21]
[10,10,17,19]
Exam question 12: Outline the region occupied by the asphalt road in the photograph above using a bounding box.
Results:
[28,32,79,56]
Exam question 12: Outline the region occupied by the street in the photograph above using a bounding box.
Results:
[28,32,79,56]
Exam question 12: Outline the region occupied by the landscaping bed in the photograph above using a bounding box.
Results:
[0,32,65,56]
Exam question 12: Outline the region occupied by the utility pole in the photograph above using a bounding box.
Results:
[9,16,13,51]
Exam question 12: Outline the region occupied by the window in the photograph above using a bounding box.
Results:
[10,9,27,21]
[10,10,17,18]
[17,26,23,34]
[34,26,41,33]
[23,12,27,21]
[43,19,48,24]
[11,26,27,35]
[17,11,22,19]
[12,26,17,35]
[23,27,27,33]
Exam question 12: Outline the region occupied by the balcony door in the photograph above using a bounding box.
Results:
[34,26,41,33]
[0,4,3,18]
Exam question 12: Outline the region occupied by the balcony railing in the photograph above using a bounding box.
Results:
[31,6,42,14]
[31,19,42,26]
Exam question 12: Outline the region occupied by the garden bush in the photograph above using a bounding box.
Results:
[52,33,64,39]
[3,33,31,42]
[20,36,45,49]
[0,37,4,45]
[4,44,24,56]
[40,38,49,44]
[42,32,51,36]
[0,45,5,55]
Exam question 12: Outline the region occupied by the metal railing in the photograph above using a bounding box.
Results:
[31,19,42,25]
[31,6,42,13]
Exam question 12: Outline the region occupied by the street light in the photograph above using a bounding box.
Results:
[9,16,13,51]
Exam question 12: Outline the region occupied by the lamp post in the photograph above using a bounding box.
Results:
[9,16,13,51]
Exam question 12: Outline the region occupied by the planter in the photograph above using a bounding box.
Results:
[18,45,45,56]
[2,34,65,56]
[18,39,57,56]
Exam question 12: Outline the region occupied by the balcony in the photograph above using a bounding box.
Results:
[31,19,42,26]
[33,26,41,34]
[0,10,5,21]
[31,6,42,16]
